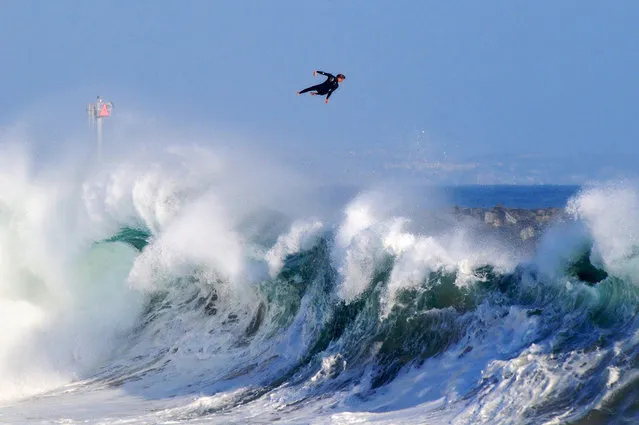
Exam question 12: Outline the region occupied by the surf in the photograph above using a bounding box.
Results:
[0,132,637,425]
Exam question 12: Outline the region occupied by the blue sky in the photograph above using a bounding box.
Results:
[1,1,638,184]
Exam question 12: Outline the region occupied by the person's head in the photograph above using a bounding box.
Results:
[337,74,346,82]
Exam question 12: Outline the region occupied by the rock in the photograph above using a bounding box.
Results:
[451,205,565,245]
[505,211,518,224]
[484,211,501,227]
[520,226,535,241]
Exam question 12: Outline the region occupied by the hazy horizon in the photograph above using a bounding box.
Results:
[1,1,638,185]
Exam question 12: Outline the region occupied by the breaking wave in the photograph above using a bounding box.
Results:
[0,141,637,425]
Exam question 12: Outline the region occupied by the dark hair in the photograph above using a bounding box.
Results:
[337,74,346,79]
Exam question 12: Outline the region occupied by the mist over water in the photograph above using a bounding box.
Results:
[0,125,637,425]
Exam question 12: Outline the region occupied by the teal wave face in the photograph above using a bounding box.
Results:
[103,227,152,252]
[85,218,637,423]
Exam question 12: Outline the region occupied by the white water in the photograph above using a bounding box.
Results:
[0,132,637,424]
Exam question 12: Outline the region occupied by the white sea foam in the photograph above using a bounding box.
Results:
[0,128,637,425]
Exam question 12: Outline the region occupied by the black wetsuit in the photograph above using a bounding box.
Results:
[299,71,340,100]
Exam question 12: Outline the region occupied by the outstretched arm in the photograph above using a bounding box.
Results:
[325,88,335,103]
[315,70,334,78]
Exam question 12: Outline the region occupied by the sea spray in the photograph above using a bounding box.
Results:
[0,140,637,424]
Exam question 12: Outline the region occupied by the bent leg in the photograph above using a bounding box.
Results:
[299,84,322,94]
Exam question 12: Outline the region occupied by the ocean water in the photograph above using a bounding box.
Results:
[0,144,636,425]
[441,185,579,208]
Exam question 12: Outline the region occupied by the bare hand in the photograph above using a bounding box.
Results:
[313,70,317,77]
[325,98,329,104]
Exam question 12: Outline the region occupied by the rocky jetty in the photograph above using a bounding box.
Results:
[451,205,608,284]
[451,205,565,243]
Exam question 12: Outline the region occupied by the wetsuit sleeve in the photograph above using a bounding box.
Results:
[316,71,335,78]
[326,88,336,100]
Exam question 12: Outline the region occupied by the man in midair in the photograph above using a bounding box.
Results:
[297,71,346,104]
